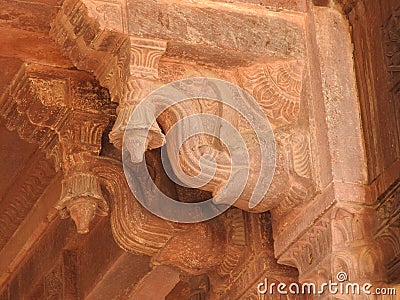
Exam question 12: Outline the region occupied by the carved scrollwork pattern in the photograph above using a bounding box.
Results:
[238,60,304,127]
[273,127,315,215]
[90,157,176,254]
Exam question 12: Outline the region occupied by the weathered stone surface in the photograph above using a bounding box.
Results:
[213,0,307,11]
[127,0,306,59]
[0,1,58,34]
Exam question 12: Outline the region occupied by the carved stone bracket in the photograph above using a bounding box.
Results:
[50,0,167,153]
[49,0,316,214]
[48,0,322,293]
[0,63,111,234]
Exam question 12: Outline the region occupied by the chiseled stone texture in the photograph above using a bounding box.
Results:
[127,0,306,59]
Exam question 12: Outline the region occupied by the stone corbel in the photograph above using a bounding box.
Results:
[139,60,313,213]
[55,112,110,233]
[0,64,111,234]
[50,0,167,157]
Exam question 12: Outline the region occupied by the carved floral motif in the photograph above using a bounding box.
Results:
[238,60,304,127]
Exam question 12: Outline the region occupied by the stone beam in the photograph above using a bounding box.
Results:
[0,174,62,291]
[85,253,152,300]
